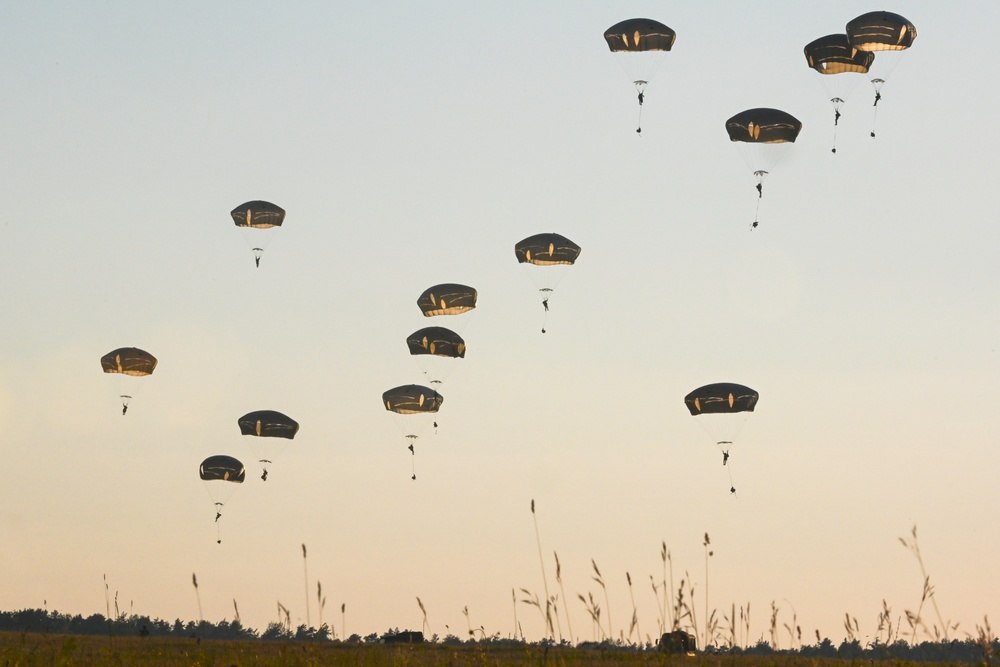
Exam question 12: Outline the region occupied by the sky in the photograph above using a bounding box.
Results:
[1,0,997,647]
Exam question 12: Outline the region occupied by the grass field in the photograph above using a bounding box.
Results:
[0,631,986,667]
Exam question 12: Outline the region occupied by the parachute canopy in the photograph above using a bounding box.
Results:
[726,109,802,144]
[685,383,759,416]
[199,455,246,482]
[230,201,285,229]
[101,347,157,376]
[804,34,875,74]
[417,284,477,317]
[604,18,676,52]
[514,233,582,266]
[406,327,466,358]
[382,385,443,414]
[237,410,299,439]
[846,12,917,52]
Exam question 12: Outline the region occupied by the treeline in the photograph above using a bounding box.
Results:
[734,637,998,664]
[1,608,996,664]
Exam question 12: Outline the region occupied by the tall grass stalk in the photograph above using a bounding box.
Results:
[844,612,859,643]
[703,533,712,649]
[530,500,554,638]
[192,573,203,623]
[519,589,548,638]
[417,597,428,636]
[555,552,573,643]
[769,601,779,649]
[591,560,611,641]
[578,593,603,641]
[511,589,519,640]
[626,572,640,645]
[662,542,672,631]
[782,599,800,649]
[317,582,326,634]
[974,616,995,664]
[742,603,751,648]
[550,594,564,643]
[341,603,346,641]
[103,574,111,621]
[233,599,241,626]
[102,574,114,642]
[301,544,310,629]
[277,602,288,632]
[900,525,954,641]
[650,576,662,636]
[678,574,697,638]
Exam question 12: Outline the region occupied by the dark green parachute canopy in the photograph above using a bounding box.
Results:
[417,284,477,317]
[846,12,917,52]
[382,385,443,414]
[685,383,759,416]
[230,201,286,229]
[237,410,299,439]
[199,455,246,482]
[726,108,802,144]
[101,347,157,376]
[514,233,582,266]
[804,34,875,74]
[604,18,676,52]
[406,327,466,358]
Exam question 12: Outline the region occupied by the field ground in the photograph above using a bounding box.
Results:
[0,631,983,666]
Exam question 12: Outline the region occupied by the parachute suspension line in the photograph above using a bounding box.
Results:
[259,460,271,482]
[120,395,131,415]
[252,248,263,268]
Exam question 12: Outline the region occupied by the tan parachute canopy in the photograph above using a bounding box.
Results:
[514,233,582,266]
[416,284,477,317]
[100,347,157,376]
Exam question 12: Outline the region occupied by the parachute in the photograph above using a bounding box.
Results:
[803,34,874,153]
[100,347,157,415]
[846,12,917,137]
[382,384,443,480]
[417,284,477,319]
[846,11,917,52]
[199,454,245,543]
[684,382,759,494]
[604,18,676,134]
[237,410,299,481]
[230,200,285,267]
[514,233,581,333]
[725,108,802,229]
[406,327,466,386]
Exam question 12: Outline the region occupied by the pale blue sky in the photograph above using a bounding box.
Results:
[1,1,996,645]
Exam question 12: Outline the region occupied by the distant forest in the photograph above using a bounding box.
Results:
[1,607,996,664]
